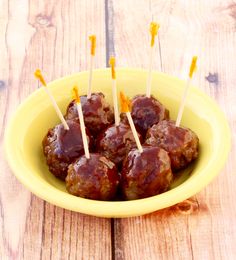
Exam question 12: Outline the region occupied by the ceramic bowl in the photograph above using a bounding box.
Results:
[5,68,231,217]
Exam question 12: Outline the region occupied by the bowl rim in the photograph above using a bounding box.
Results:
[4,68,231,218]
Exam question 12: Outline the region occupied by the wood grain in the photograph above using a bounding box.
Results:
[0,1,111,259]
[1,0,236,259]
[112,0,236,259]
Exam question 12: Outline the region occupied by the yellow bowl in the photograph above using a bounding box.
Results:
[5,68,231,218]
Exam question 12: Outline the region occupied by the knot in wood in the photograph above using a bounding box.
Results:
[35,14,51,27]
[0,80,5,88]
[175,199,198,215]
[205,73,219,86]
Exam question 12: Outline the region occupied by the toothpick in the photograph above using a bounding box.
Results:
[146,22,160,98]
[72,86,90,159]
[176,56,198,127]
[109,56,120,126]
[87,35,96,99]
[120,92,143,153]
[34,69,69,130]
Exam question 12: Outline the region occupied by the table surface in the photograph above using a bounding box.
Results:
[1,1,236,259]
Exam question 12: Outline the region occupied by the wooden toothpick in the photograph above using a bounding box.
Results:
[120,92,143,153]
[87,35,96,99]
[176,56,198,127]
[72,86,90,159]
[109,56,120,126]
[146,22,160,98]
[34,69,69,130]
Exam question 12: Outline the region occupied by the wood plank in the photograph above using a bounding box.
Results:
[0,1,111,259]
[112,1,236,259]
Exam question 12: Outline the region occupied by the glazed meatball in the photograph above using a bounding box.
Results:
[145,120,199,171]
[121,146,173,200]
[65,93,114,136]
[66,153,119,200]
[96,123,143,165]
[121,95,169,137]
[42,120,92,180]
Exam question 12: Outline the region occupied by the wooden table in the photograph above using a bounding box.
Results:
[1,1,236,259]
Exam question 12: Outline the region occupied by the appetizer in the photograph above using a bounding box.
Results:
[65,92,114,135]
[119,92,173,200]
[96,122,142,165]
[121,23,168,137]
[66,153,119,200]
[65,36,114,135]
[42,119,92,180]
[35,27,199,202]
[65,87,119,200]
[96,57,142,165]
[145,120,199,171]
[122,94,169,137]
[121,146,173,200]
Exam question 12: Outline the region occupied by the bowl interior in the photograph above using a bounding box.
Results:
[5,69,230,217]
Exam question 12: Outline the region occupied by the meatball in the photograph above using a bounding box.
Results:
[145,120,199,171]
[121,95,169,137]
[66,153,119,200]
[65,92,114,136]
[121,146,173,200]
[96,123,143,165]
[42,120,92,180]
